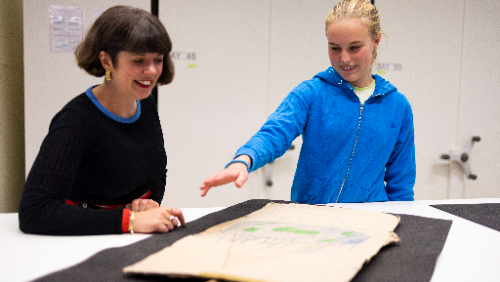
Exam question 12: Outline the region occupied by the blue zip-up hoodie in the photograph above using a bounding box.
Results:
[235,67,415,204]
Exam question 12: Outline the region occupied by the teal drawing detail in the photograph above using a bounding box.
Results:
[272,227,320,235]
[321,238,336,243]
[341,231,355,236]
[243,227,259,232]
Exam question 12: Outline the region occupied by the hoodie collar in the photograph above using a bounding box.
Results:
[316,67,398,101]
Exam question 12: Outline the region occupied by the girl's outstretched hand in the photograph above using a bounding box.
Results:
[200,162,249,197]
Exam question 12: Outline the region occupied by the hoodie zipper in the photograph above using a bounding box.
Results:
[335,103,364,203]
[330,71,386,203]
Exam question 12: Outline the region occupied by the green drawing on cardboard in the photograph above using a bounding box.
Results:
[243,227,259,232]
[272,227,320,235]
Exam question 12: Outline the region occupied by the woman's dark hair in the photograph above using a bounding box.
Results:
[75,5,174,85]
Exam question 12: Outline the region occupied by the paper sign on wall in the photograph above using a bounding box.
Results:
[49,6,84,53]
[124,203,401,282]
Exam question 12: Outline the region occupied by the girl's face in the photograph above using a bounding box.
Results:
[109,51,164,101]
[327,18,380,88]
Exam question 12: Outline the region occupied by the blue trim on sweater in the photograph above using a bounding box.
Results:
[235,67,415,204]
[85,85,141,124]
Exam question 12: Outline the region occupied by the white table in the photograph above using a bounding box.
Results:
[2,199,500,282]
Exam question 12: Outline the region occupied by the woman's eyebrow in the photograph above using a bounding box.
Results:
[329,41,364,46]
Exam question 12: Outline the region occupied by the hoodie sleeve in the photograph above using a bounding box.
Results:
[384,100,416,201]
[234,84,312,172]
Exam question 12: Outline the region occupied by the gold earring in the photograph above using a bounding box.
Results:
[105,70,112,81]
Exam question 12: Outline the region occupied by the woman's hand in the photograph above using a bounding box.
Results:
[125,199,159,212]
[133,207,185,233]
[200,160,250,197]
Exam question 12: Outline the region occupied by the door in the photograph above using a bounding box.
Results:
[375,0,465,199]
[259,0,335,201]
[457,0,500,198]
[158,0,270,208]
[377,0,500,199]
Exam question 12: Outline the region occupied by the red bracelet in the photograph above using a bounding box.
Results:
[122,209,131,233]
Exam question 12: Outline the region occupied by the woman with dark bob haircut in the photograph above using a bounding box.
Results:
[19,5,184,235]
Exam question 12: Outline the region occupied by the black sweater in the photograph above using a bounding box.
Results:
[19,88,167,235]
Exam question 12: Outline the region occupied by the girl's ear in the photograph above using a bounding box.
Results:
[374,32,381,49]
[99,51,113,70]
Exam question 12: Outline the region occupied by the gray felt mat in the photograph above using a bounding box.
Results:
[431,203,500,232]
[34,199,452,282]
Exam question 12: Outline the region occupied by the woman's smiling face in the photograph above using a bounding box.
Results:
[327,18,380,88]
[110,51,164,101]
